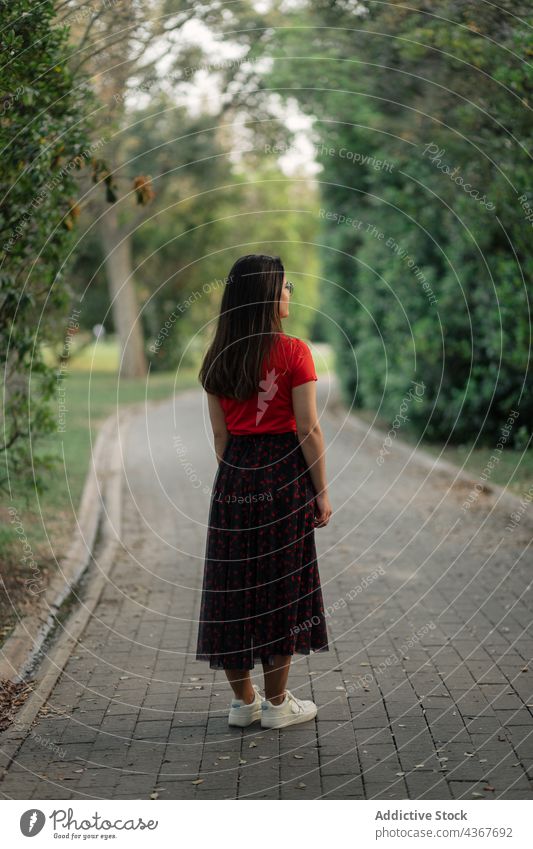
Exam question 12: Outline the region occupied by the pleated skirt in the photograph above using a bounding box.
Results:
[195,431,329,669]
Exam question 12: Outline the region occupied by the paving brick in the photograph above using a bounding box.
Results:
[2,391,532,800]
[320,774,364,797]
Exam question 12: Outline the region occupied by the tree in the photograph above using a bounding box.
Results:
[57,0,285,377]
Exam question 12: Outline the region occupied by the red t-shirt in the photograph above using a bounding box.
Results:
[218,333,318,434]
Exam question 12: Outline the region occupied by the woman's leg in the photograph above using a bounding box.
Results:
[262,655,291,704]
[225,669,256,703]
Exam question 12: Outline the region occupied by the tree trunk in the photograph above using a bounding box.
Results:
[99,206,147,378]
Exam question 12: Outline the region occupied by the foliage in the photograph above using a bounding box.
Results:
[264,0,533,446]
[0,0,93,493]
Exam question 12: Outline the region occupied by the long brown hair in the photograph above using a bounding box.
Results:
[199,254,285,400]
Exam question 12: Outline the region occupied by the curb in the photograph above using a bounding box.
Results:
[0,412,123,684]
[0,408,130,777]
[321,375,531,519]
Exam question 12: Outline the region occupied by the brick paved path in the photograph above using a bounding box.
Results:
[1,380,533,800]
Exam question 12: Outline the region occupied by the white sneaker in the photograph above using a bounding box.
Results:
[261,689,317,729]
[228,684,263,727]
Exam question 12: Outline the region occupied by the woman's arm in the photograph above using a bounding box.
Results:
[207,392,229,463]
[292,381,327,495]
[292,381,332,527]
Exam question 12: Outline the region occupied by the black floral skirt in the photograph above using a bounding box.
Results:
[196,431,329,669]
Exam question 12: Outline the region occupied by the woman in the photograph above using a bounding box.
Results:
[196,254,332,729]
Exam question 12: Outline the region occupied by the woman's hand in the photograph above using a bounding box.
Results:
[314,491,332,527]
